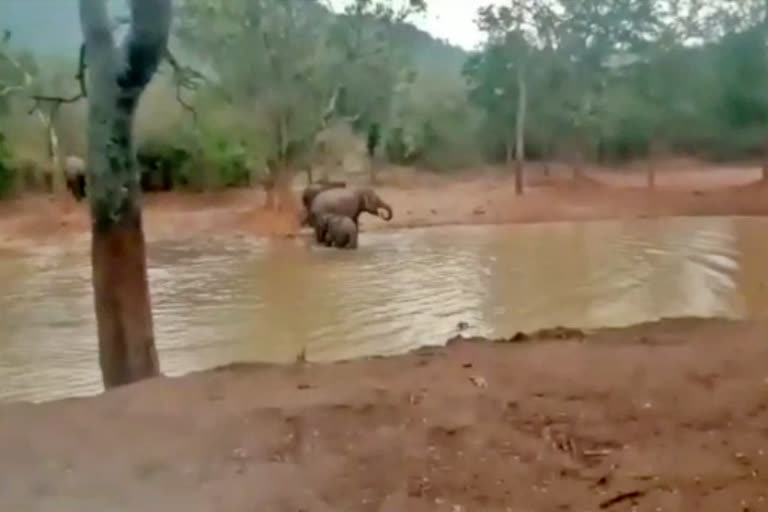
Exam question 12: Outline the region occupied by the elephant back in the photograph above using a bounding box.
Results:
[309,187,360,219]
[64,155,85,178]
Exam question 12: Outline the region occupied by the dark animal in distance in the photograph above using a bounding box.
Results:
[64,155,87,202]
[62,145,187,202]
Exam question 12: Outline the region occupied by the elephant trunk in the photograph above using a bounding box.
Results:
[378,202,393,221]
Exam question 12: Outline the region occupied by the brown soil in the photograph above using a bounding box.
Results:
[1,159,768,249]
[1,318,767,511]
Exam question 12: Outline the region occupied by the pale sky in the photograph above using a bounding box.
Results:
[328,0,498,50]
[412,0,494,50]
[0,0,496,55]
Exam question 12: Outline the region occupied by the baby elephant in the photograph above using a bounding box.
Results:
[316,214,358,249]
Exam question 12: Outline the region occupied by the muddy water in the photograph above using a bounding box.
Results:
[2,216,768,402]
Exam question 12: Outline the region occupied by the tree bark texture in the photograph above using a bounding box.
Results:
[80,0,171,388]
[514,66,526,196]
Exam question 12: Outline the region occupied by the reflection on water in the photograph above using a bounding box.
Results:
[2,216,768,402]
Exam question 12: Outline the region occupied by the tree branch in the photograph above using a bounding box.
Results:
[27,42,88,113]
[0,38,32,91]
[0,84,24,97]
[164,48,203,121]
[76,43,88,97]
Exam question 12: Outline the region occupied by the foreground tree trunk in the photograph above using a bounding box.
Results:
[80,0,171,388]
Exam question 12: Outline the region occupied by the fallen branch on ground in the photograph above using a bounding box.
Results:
[599,489,646,509]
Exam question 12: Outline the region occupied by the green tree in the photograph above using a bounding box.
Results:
[178,0,333,161]
[0,32,78,193]
[465,1,562,193]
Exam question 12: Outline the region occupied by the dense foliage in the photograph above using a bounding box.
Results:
[463,0,768,164]
[1,0,768,194]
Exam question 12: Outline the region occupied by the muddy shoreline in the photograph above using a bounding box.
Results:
[2,317,768,510]
[2,163,768,249]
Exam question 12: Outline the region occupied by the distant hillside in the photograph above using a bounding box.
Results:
[392,21,468,78]
[1,0,466,74]
[0,0,125,56]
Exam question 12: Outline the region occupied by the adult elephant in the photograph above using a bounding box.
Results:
[310,187,393,243]
[300,180,346,226]
[64,155,86,201]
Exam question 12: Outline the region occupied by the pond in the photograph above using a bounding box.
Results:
[1,216,767,402]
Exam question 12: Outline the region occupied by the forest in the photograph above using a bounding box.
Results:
[1,0,768,199]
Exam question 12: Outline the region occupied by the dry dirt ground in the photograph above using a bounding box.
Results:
[3,161,768,510]
[1,318,768,511]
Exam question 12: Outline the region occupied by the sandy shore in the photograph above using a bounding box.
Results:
[1,318,767,511]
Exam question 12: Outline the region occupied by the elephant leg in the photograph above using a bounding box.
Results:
[67,176,84,202]
[330,230,343,248]
[315,224,326,244]
[77,175,86,200]
[65,178,75,200]
[322,224,334,245]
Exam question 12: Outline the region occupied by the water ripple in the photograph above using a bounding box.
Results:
[2,216,768,402]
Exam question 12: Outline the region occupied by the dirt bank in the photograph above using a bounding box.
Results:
[1,318,767,511]
[1,160,768,249]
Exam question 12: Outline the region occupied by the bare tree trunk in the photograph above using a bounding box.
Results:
[646,160,656,190]
[27,109,58,192]
[763,138,768,182]
[306,165,313,185]
[369,156,378,185]
[514,67,526,195]
[570,136,585,181]
[80,0,170,388]
[542,142,551,177]
[646,142,657,190]
[39,111,66,196]
[264,180,276,210]
[276,167,294,212]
